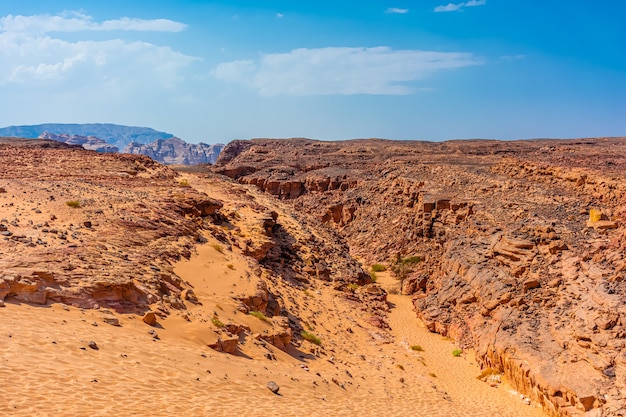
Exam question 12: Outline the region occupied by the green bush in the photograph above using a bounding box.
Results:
[410,345,424,352]
[452,348,463,357]
[301,331,322,345]
[211,316,224,328]
[371,263,387,272]
[249,311,270,323]
[369,272,378,282]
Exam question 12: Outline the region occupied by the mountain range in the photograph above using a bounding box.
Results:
[0,123,224,165]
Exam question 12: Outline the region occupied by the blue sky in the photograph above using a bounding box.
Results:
[0,1,624,143]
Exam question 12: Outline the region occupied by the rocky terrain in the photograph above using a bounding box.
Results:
[124,137,224,165]
[214,137,626,416]
[0,137,545,417]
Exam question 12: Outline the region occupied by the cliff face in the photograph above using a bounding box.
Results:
[39,132,119,153]
[214,137,626,417]
[125,137,224,165]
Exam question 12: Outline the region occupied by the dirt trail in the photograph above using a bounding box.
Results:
[376,270,545,417]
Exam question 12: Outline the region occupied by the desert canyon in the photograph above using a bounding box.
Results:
[1,136,625,416]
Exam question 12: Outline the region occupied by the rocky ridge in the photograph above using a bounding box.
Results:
[124,137,224,165]
[214,137,626,417]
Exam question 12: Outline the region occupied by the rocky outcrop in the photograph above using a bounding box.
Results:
[39,132,119,153]
[124,137,224,165]
[211,136,626,417]
[0,139,224,313]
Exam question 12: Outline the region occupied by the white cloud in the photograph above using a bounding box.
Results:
[386,8,410,14]
[465,0,487,6]
[214,46,481,96]
[0,31,197,88]
[0,12,187,33]
[435,3,464,12]
[277,13,285,18]
[434,0,486,12]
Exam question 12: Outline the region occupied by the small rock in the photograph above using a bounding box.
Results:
[88,341,99,350]
[142,311,157,326]
[267,381,280,394]
[102,316,120,326]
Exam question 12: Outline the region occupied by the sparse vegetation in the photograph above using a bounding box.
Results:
[477,368,500,380]
[369,272,378,282]
[249,311,270,323]
[301,331,322,345]
[215,303,224,311]
[178,178,191,187]
[390,254,423,294]
[211,243,224,253]
[211,316,224,328]
[66,200,81,208]
[452,348,463,357]
[428,372,437,378]
[396,364,405,370]
[226,263,234,270]
[371,263,387,272]
[303,289,314,297]
[410,345,424,352]
[346,283,359,292]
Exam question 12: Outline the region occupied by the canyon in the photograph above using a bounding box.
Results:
[0,136,624,416]
[214,137,626,416]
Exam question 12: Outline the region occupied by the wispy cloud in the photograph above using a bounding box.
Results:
[434,0,486,12]
[386,8,410,14]
[0,12,187,33]
[276,13,284,18]
[214,46,481,96]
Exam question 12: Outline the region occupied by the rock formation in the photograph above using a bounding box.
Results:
[214,136,626,416]
[124,137,224,165]
[38,132,119,153]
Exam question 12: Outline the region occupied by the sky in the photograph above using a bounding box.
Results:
[0,1,625,144]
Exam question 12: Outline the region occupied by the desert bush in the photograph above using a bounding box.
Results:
[66,200,81,208]
[211,243,224,253]
[249,311,270,323]
[371,263,387,272]
[301,331,322,345]
[452,348,463,357]
[178,178,191,187]
[226,263,234,270]
[410,345,424,352]
[369,272,378,282]
[211,316,224,328]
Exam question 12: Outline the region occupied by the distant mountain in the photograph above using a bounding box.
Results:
[124,137,225,165]
[0,123,173,150]
[39,132,119,153]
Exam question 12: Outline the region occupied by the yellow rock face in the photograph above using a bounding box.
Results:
[589,208,603,223]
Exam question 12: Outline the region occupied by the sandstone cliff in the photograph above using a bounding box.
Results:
[214,137,626,416]
[125,137,224,165]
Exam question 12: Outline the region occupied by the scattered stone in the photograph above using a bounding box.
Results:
[88,341,99,350]
[266,381,280,394]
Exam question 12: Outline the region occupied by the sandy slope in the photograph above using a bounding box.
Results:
[0,173,546,416]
